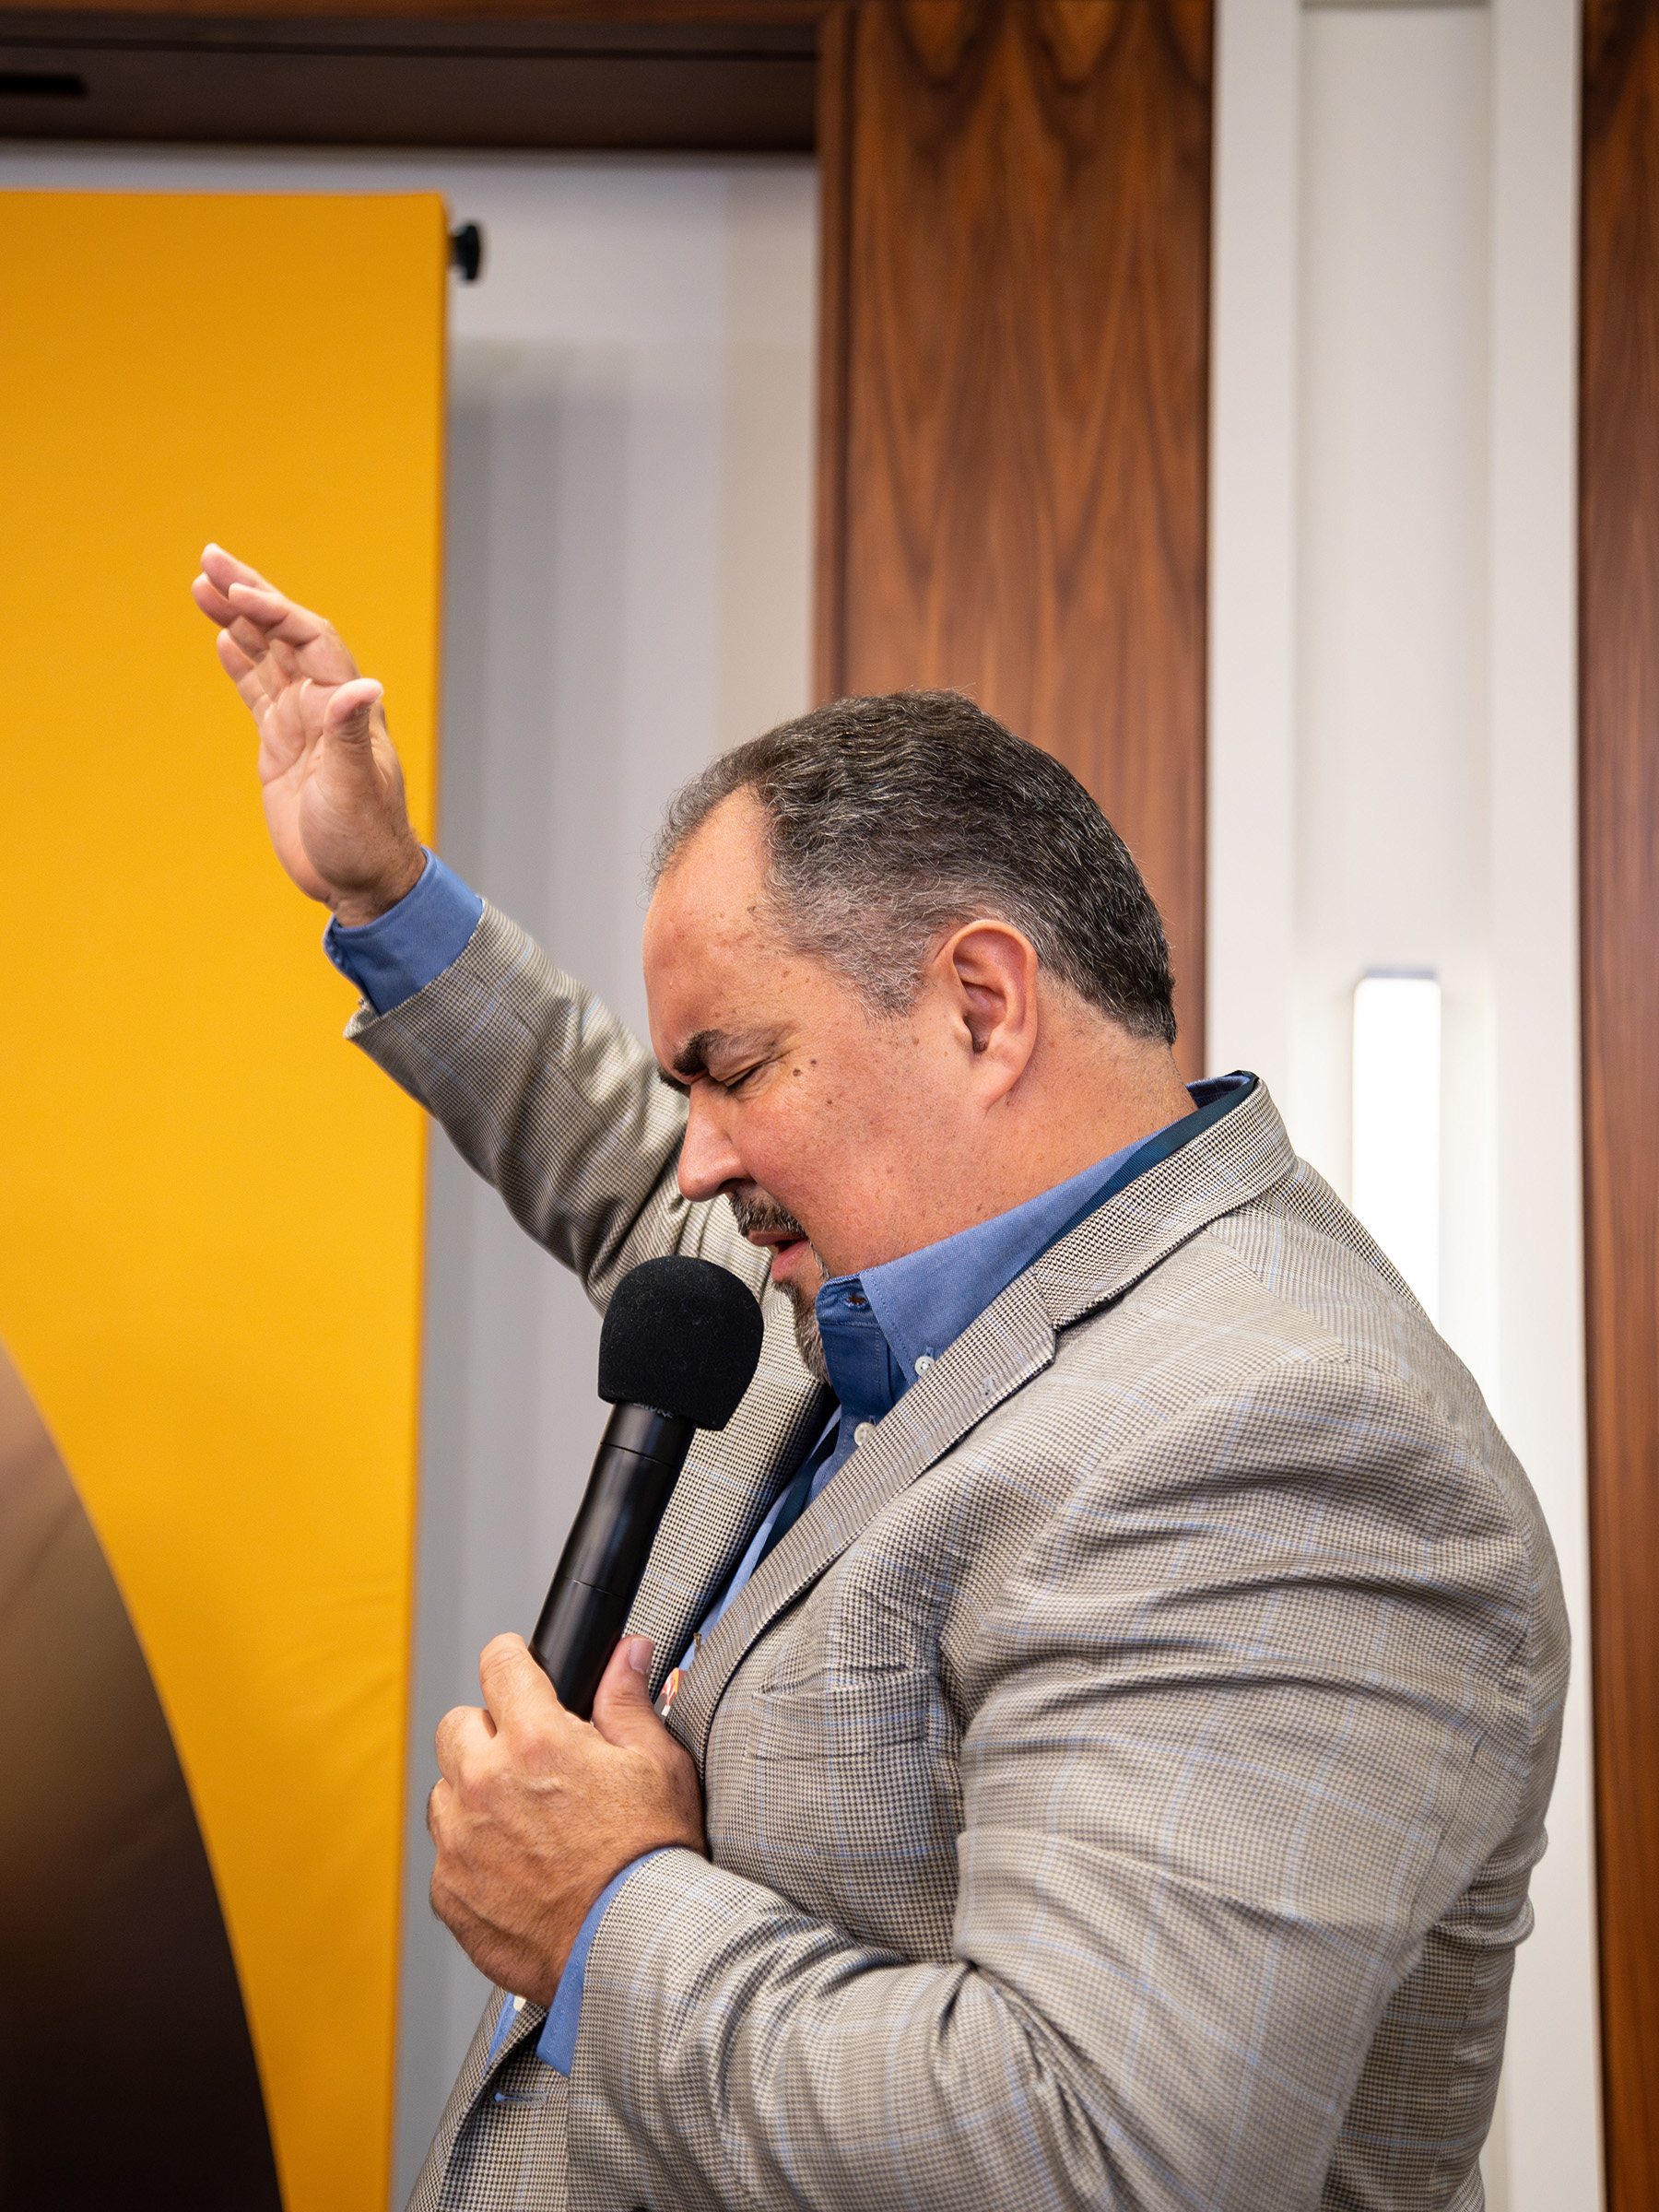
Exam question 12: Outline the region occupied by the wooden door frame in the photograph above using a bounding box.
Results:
[1581,3,1659,2203]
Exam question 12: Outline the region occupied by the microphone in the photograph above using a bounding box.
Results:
[530,1254,765,1719]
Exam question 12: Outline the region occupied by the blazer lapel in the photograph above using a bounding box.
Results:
[668,1271,1058,1765]
[669,1078,1301,1765]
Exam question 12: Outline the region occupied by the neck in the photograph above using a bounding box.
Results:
[993,1028,1192,1204]
[844,1039,1192,1270]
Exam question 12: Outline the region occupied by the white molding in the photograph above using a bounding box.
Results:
[1207,0,1300,1099]
[1209,1,1601,2199]
[1486,0,1602,2200]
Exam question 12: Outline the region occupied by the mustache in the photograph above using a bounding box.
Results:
[727,1191,810,1243]
[728,1190,830,1384]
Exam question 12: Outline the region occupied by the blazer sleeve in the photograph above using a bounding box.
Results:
[341,901,769,1310]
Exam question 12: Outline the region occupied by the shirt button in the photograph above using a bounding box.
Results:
[914,1354,934,1374]
[854,1421,874,1446]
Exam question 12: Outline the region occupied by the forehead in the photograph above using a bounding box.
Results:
[641,792,849,1057]
[643,794,779,1023]
[645,791,770,959]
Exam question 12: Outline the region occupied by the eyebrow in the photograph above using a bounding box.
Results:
[664,1027,772,1085]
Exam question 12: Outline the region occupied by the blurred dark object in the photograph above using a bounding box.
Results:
[449,219,482,281]
[0,1339,280,2210]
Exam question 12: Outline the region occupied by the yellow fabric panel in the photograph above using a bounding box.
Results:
[0,191,448,2210]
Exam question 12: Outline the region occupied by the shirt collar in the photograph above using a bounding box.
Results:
[813,1074,1254,1430]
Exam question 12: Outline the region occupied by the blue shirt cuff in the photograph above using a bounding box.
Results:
[535,1852,665,2077]
[324,851,484,1016]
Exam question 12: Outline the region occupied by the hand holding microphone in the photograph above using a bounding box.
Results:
[429,1254,764,2000]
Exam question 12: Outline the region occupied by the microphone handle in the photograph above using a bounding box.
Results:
[530,1402,697,1719]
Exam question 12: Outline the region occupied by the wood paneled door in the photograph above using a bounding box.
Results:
[816,0,1214,1073]
[1583,0,1659,2200]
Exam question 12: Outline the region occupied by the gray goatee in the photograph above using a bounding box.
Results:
[728,1191,830,1387]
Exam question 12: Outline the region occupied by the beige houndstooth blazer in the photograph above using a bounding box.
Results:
[363,908,1568,2212]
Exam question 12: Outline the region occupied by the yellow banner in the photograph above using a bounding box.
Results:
[0,188,448,2210]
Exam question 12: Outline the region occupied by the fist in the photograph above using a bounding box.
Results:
[429,1633,705,2003]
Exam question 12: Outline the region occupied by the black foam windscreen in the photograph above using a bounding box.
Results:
[597,1254,765,1430]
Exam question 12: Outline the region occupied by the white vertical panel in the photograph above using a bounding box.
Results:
[1295,6,1495,1392]
[1486,0,1601,2200]
[1352,974,1442,1321]
[1208,0,1301,1099]
[413,161,817,2196]
[1212,2,1598,2200]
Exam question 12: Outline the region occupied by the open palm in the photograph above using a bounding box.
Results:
[192,544,424,918]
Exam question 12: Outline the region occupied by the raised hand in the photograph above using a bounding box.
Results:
[192,545,426,924]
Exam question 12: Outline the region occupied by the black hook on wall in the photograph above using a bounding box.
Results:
[449,223,485,284]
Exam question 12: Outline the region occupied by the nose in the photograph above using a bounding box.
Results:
[677,1084,747,1202]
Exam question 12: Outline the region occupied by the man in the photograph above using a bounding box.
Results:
[194,544,1567,2212]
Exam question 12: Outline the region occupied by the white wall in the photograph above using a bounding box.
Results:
[0,141,818,2201]
[1210,4,1598,2206]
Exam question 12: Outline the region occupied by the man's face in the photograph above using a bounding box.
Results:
[641,793,979,1365]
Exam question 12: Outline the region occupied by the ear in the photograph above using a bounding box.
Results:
[937,919,1041,1101]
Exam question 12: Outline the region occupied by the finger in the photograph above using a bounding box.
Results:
[434,1701,496,1786]
[215,625,257,684]
[192,571,239,628]
[428,1868,505,1976]
[477,1633,565,1738]
[589,1636,665,1752]
[227,578,330,647]
[202,542,275,595]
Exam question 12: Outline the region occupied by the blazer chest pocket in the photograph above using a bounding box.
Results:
[747,1665,936,1767]
[710,1653,963,1956]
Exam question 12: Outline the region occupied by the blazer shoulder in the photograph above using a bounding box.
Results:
[1046,1176,1569,1729]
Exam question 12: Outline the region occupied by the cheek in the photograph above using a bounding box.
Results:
[766,1060,919,1194]
[736,1074,861,1202]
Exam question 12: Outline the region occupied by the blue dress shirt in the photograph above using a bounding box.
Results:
[324,850,483,1014]
[328,857,1252,2075]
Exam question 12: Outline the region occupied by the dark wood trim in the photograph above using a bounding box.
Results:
[0,2,824,147]
[812,0,852,699]
[0,0,826,20]
[1581,0,1659,2202]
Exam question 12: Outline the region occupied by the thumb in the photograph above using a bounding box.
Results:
[590,1636,661,1749]
[322,676,383,748]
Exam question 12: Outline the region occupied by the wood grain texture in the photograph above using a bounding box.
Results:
[1582,1,1659,2201]
[818,0,1212,1071]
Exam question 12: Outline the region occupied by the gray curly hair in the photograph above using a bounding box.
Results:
[651,690,1176,1044]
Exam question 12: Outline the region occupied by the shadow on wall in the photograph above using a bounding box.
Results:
[396,352,625,2182]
